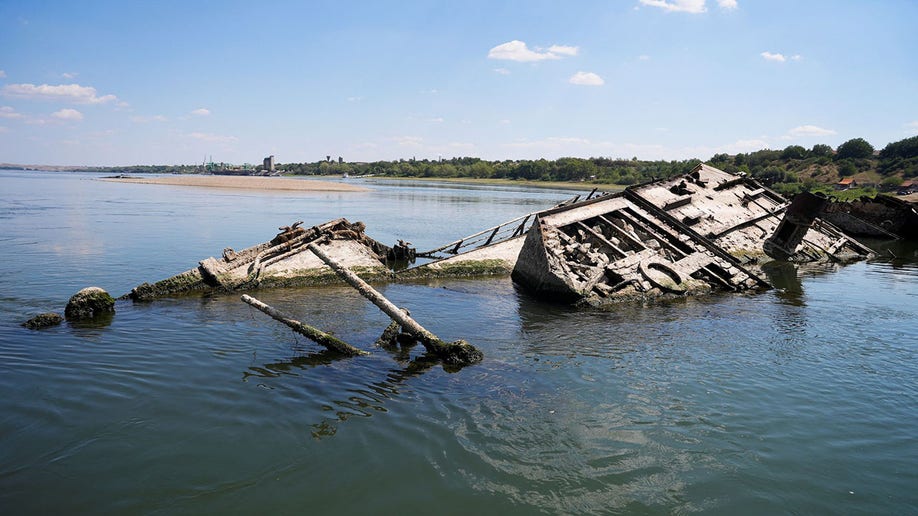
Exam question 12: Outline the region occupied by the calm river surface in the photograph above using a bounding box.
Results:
[1,170,916,514]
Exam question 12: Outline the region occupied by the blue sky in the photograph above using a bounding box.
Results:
[1,0,916,166]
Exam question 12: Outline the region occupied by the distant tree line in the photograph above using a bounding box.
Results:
[272,135,917,195]
[277,156,704,185]
[45,135,917,196]
[705,135,918,196]
[80,164,204,174]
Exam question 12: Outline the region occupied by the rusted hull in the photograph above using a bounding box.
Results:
[512,164,874,306]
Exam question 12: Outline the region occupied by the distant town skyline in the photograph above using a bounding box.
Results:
[1,0,916,166]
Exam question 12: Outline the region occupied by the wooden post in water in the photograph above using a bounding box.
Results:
[241,294,368,356]
[307,242,483,365]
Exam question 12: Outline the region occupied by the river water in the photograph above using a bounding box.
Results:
[1,170,915,514]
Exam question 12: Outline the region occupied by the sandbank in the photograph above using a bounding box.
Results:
[100,175,369,192]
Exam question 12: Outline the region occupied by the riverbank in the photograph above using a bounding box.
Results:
[352,175,625,192]
[100,175,369,192]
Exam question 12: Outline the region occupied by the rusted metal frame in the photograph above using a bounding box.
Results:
[716,178,784,205]
[511,214,532,237]
[615,208,692,259]
[700,263,740,290]
[582,267,610,295]
[482,226,501,247]
[555,229,606,289]
[626,191,771,289]
[574,221,627,259]
[713,177,746,191]
[708,205,787,240]
[596,214,647,251]
[811,219,875,255]
[417,212,536,256]
[449,239,465,254]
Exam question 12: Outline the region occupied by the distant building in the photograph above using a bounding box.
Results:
[338,156,343,164]
[835,178,857,190]
[263,155,275,172]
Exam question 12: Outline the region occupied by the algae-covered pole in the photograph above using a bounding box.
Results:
[241,294,368,356]
[306,242,483,366]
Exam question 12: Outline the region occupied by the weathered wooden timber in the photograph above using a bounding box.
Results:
[511,164,874,306]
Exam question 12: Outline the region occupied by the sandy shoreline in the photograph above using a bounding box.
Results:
[99,175,369,192]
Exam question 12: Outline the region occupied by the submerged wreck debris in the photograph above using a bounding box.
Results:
[127,163,872,312]
[240,241,482,366]
[241,294,368,356]
[398,211,540,280]
[128,208,543,300]
[129,218,391,300]
[307,240,483,366]
[511,164,874,306]
[820,194,918,240]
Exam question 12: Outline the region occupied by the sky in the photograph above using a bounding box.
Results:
[0,0,916,166]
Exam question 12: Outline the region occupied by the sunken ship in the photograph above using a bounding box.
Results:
[128,164,874,306]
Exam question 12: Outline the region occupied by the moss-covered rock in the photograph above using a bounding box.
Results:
[65,287,115,320]
[22,312,63,329]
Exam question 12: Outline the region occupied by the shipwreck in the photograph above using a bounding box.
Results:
[511,164,873,305]
[127,164,874,308]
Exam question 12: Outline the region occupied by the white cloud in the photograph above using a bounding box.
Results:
[729,138,769,150]
[494,68,511,75]
[190,108,210,116]
[791,54,802,61]
[52,108,83,121]
[0,70,6,78]
[347,96,364,102]
[547,45,579,57]
[488,40,579,62]
[0,126,8,133]
[61,72,78,79]
[788,125,836,137]
[717,0,738,9]
[426,117,444,123]
[0,106,24,119]
[906,121,918,135]
[639,0,707,14]
[2,83,118,104]
[638,55,651,61]
[188,132,238,144]
[569,71,605,86]
[760,51,787,62]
